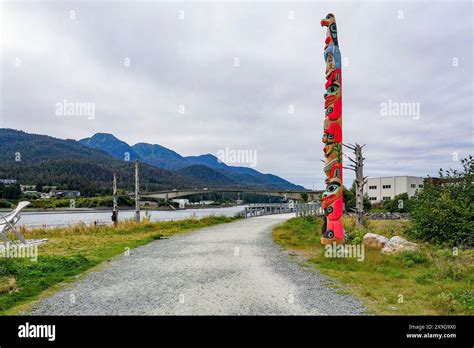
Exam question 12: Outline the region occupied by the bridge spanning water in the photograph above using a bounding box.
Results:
[140,188,321,201]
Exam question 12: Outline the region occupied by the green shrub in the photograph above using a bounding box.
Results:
[454,289,473,311]
[382,193,415,213]
[345,227,365,245]
[408,156,474,247]
[0,200,12,208]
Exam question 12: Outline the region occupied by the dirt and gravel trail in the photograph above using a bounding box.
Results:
[32,214,367,315]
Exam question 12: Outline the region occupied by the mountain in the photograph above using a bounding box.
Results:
[0,129,305,195]
[132,143,189,170]
[79,133,142,162]
[79,133,306,190]
[185,154,305,190]
[232,167,305,190]
[175,165,236,186]
[79,135,190,170]
[185,154,229,171]
[0,129,197,195]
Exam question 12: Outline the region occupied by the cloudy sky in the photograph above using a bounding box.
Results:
[1,0,472,189]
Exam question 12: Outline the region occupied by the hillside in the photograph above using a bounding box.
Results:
[79,133,142,162]
[133,143,189,170]
[175,165,237,187]
[185,154,305,190]
[0,129,196,195]
[80,134,305,190]
[0,129,305,195]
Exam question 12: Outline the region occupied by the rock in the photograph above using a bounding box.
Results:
[389,236,408,245]
[362,233,389,249]
[381,236,418,254]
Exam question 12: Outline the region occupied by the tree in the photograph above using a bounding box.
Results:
[343,143,368,225]
[344,182,371,212]
[343,185,355,211]
[382,193,414,213]
[301,193,309,202]
[4,183,21,200]
[35,182,44,192]
[408,156,474,247]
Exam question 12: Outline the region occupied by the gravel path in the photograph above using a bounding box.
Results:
[31,214,367,315]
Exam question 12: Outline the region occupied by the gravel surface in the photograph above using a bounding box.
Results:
[31,214,367,315]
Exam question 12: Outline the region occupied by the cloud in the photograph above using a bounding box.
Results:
[1,1,472,189]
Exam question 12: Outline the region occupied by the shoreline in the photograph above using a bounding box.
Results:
[2,204,245,214]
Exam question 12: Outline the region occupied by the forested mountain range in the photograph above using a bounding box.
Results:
[0,129,195,195]
[0,129,305,196]
[80,133,304,191]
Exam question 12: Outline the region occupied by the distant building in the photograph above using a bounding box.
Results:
[24,190,41,197]
[0,179,17,185]
[172,199,189,208]
[21,185,36,192]
[49,190,81,198]
[364,176,424,203]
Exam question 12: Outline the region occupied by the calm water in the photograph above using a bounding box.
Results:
[17,206,246,228]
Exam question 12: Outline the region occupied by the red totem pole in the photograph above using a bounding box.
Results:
[320,13,344,245]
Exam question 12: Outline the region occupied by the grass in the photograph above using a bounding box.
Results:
[273,215,474,315]
[0,215,238,314]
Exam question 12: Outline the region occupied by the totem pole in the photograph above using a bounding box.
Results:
[320,13,344,245]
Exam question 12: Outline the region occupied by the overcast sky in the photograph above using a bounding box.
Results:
[1,0,472,189]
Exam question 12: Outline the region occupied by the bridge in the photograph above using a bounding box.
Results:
[139,188,321,202]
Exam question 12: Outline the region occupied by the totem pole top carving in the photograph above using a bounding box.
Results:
[321,14,341,80]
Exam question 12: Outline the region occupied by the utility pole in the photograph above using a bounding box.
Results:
[344,143,367,226]
[112,172,118,226]
[135,160,140,223]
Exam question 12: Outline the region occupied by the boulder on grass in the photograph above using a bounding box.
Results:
[381,236,418,254]
[362,233,390,250]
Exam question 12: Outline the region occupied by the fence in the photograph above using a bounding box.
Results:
[243,202,322,218]
[294,202,322,217]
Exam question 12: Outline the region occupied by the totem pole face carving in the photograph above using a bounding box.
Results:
[322,180,343,206]
[324,81,341,108]
[324,196,343,221]
[321,13,344,244]
[325,54,336,78]
[325,99,341,121]
[323,121,342,144]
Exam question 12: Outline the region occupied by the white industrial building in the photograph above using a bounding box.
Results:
[364,176,424,203]
[172,199,189,208]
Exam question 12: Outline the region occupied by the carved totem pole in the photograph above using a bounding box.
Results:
[320,13,344,245]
